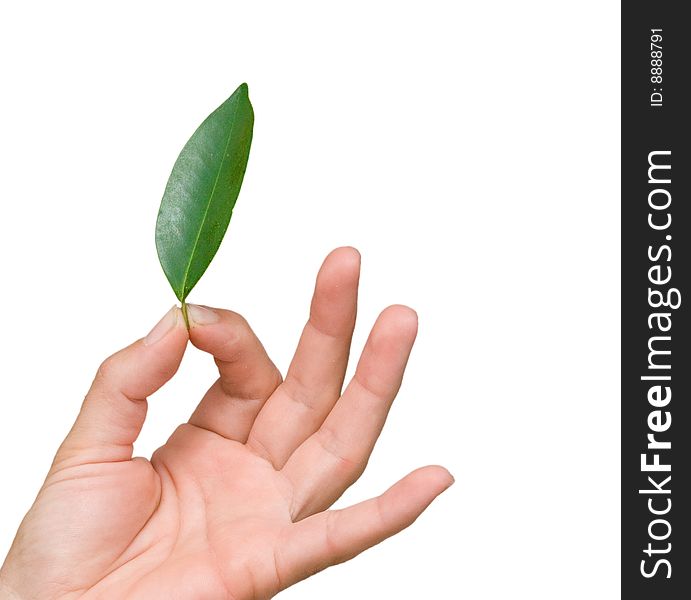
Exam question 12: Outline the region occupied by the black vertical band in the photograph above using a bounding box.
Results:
[622,3,690,597]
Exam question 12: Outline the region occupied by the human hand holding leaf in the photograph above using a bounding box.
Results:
[0,84,453,600]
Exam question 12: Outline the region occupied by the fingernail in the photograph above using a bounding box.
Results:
[144,306,179,346]
[187,304,220,326]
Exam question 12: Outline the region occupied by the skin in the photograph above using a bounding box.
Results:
[0,247,453,599]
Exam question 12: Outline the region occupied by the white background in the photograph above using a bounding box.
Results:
[0,1,620,598]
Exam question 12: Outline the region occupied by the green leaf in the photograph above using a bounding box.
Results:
[155,83,254,303]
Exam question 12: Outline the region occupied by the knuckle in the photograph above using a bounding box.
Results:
[96,353,119,382]
[317,426,362,482]
[214,320,257,364]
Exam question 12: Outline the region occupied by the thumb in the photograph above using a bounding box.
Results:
[53,306,188,470]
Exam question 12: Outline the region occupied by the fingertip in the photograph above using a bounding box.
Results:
[320,246,362,285]
[186,306,245,350]
[143,306,188,348]
[381,466,454,527]
[186,304,221,328]
[416,465,455,492]
[400,465,453,491]
[163,306,189,346]
[375,305,419,343]
[170,306,189,335]
[132,306,189,387]
[382,304,418,324]
[170,306,190,345]
[329,245,361,265]
[309,248,361,336]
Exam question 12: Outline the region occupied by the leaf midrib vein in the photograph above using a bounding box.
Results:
[180,98,241,299]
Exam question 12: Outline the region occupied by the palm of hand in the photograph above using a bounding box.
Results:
[2,249,452,600]
[35,428,294,599]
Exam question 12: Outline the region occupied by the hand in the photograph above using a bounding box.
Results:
[0,247,453,600]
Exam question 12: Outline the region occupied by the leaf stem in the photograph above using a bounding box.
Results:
[181,301,190,329]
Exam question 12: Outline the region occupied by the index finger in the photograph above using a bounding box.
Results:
[187,305,282,442]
